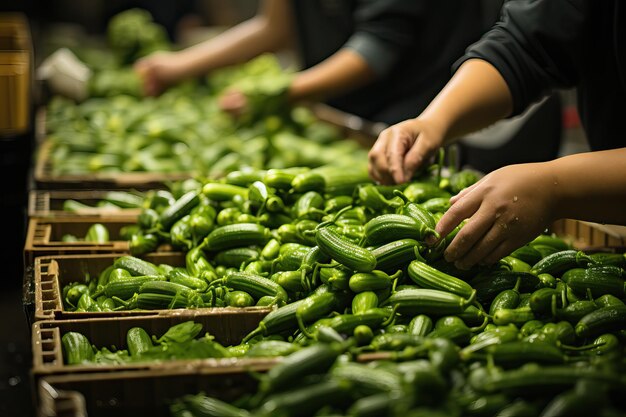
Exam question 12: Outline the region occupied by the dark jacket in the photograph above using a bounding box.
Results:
[456,0,626,151]
[290,0,485,125]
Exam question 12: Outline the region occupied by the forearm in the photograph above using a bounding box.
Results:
[550,148,626,224]
[419,59,514,143]
[175,0,292,79]
[288,49,376,103]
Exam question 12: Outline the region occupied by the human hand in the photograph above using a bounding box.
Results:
[134,51,183,96]
[218,89,249,118]
[368,118,445,185]
[430,163,557,269]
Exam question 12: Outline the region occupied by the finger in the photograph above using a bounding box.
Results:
[134,64,151,94]
[481,240,522,266]
[133,59,148,72]
[368,134,394,185]
[386,131,414,184]
[449,180,481,204]
[403,136,438,182]
[443,204,496,263]
[434,187,483,244]
[219,96,243,113]
[144,78,157,97]
[368,154,388,185]
[452,222,505,270]
[218,94,234,110]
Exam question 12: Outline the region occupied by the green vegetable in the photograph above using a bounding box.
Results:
[126,327,153,357]
[62,332,94,364]
[407,260,474,299]
[107,8,170,66]
[84,223,109,243]
[315,225,376,273]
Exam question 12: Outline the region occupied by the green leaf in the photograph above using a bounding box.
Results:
[156,321,203,344]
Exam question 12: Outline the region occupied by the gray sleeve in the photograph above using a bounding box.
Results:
[343,0,425,76]
[453,0,587,116]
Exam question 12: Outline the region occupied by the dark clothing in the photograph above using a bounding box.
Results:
[456,0,626,151]
[290,0,485,125]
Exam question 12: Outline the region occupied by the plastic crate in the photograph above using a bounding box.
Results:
[28,190,142,219]
[32,311,273,376]
[33,252,271,321]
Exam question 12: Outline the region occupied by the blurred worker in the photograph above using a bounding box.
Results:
[368,0,626,269]
[135,0,485,125]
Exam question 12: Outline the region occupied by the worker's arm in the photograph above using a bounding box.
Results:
[135,0,294,95]
[287,49,376,103]
[368,59,513,185]
[434,148,626,269]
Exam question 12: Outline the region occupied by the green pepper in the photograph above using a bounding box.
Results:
[591,333,621,356]
[427,316,473,345]
[97,296,116,311]
[77,293,101,312]
[64,283,89,309]
[189,212,214,246]
[129,232,159,256]
[186,246,217,282]
[170,215,193,250]
[147,189,175,211]
[119,224,141,240]
[499,256,531,273]
[138,208,159,229]
[227,290,255,307]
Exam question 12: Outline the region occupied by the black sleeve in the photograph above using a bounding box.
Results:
[453,0,588,116]
[343,0,426,76]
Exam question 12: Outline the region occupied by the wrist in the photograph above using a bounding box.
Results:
[536,160,563,223]
[287,73,324,104]
[412,114,449,147]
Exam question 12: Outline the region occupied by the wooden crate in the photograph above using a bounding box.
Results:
[36,360,276,417]
[32,311,273,376]
[38,382,85,417]
[33,138,190,190]
[33,253,272,321]
[34,104,380,190]
[0,13,32,136]
[28,190,142,219]
[24,217,135,267]
[551,219,626,251]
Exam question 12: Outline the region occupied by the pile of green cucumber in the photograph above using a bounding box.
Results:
[62,321,232,365]
[46,53,368,177]
[61,164,466,312]
[58,163,626,414]
[61,223,110,243]
[170,335,626,417]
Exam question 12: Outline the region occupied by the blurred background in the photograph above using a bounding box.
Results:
[4,4,260,417]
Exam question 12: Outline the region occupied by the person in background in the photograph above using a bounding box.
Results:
[368,0,626,270]
[135,0,485,126]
